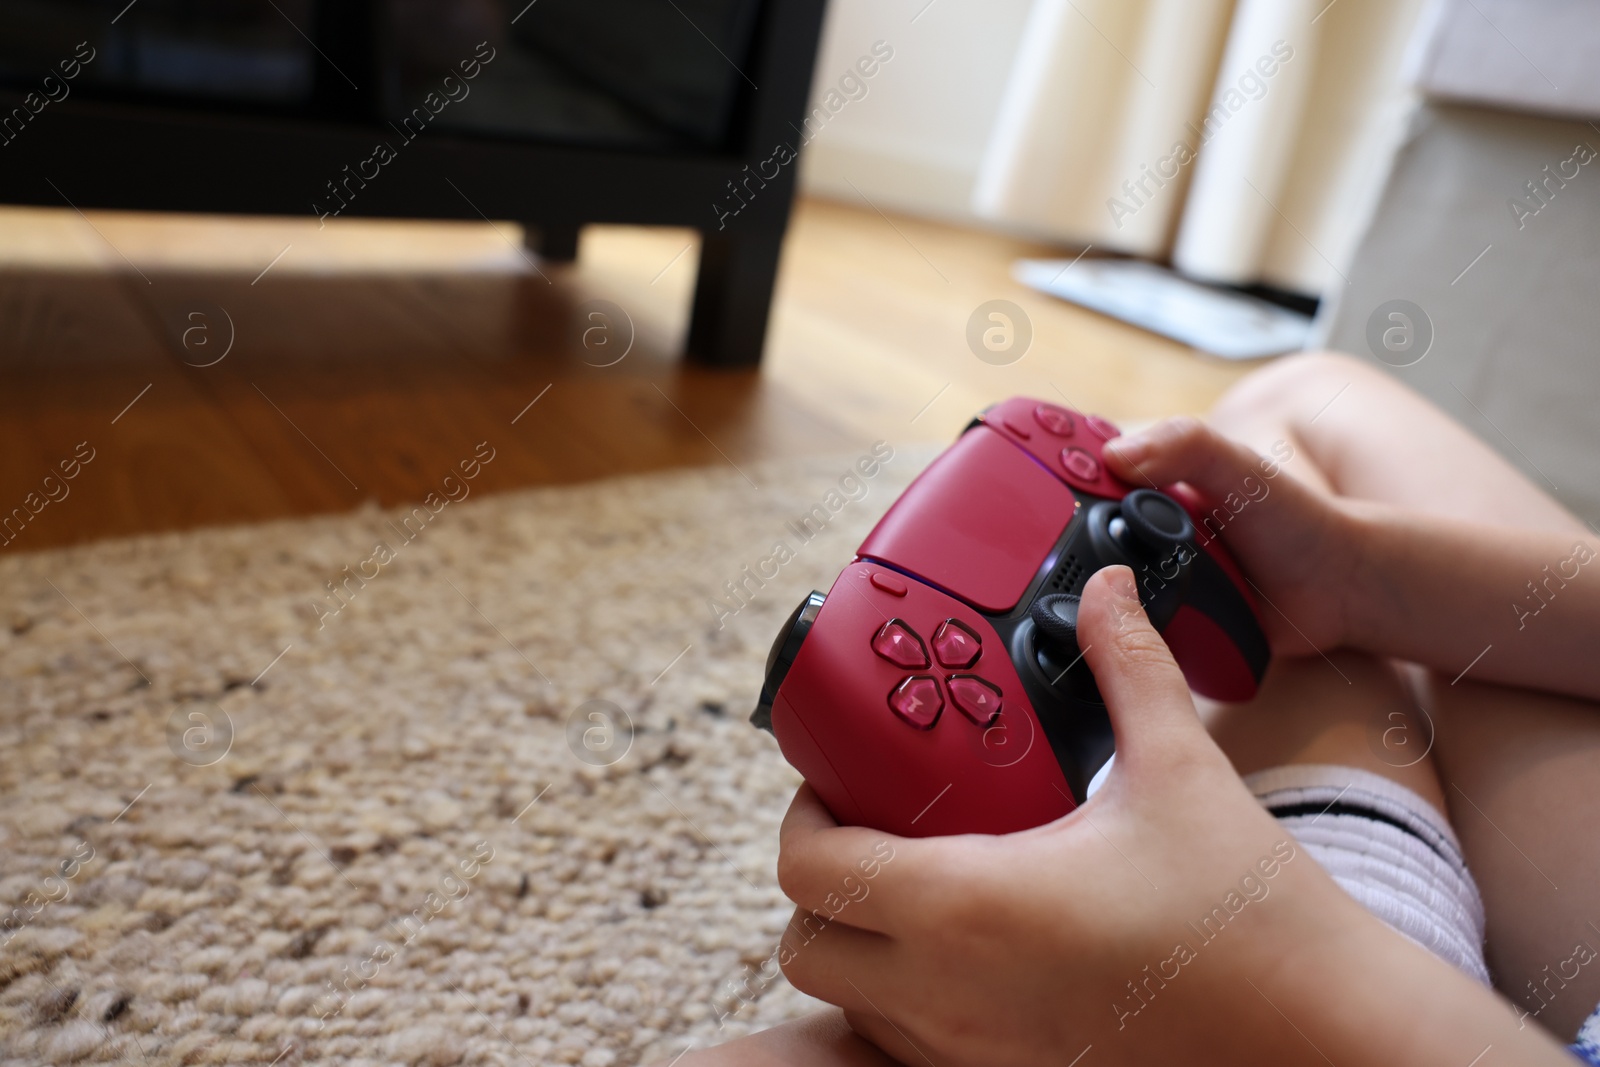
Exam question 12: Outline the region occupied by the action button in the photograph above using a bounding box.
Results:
[1033,404,1077,437]
[888,675,943,729]
[931,619,982,669]
[1086,415,1120,441]
[869,571,908,597]
[948,675,1002,726]
[872,620,929,669]
[1061,447,1102,482]
[1000,416,1033,440]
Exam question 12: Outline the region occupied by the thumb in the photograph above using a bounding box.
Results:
[1102,415,1281,505]
[1075,566,1209,768]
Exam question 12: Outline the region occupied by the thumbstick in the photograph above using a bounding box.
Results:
[1030,593,1082,658]
[751,592,825,733]
[1112,489,1195,557]
[1029,594,1101,703]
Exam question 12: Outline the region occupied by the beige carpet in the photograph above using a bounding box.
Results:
[0,446,930,1065]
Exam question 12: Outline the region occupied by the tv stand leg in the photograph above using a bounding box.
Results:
[687,227,782,367]
[526,224,580,263]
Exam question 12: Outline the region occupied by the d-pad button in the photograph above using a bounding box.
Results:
[948,675,1002,726]
[872,620,929,669]
[889,676,943,729]
[931,619,982,669]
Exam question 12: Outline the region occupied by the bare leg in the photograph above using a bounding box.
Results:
[664,1010,903,1067]
[1202,650,1444,813]
[1208,350,1583,532]
[1431,680,1600,1036]
[1208,350,1600,1038]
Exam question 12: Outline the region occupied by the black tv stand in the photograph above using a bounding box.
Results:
[0,0,829,367]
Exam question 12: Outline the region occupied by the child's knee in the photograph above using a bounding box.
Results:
[1204,650,1446,813]
[1212,350,1376,424]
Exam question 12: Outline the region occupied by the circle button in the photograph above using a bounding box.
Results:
[1060,447,1101,483]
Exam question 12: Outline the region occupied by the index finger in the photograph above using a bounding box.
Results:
[776,785,910,935]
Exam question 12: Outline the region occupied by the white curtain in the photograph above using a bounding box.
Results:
[972,0,1430,292]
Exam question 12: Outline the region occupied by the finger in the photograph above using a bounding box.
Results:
[779,781,844,836]
[777,905,900,1013]
[1075,567,1211,768]
[842,1008,935,1067]
[662,1010,904,1067]
[777,785,909,934]
[1102,415,1276,501]
[1102,416,1340,632]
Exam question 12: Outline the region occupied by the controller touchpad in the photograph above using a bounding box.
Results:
[857,426,1076,613]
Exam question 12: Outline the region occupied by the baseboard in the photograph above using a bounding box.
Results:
[798,140,982,226]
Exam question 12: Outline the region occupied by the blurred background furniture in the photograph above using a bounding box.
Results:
[1317,0,1600,520]
[0,0,828,366]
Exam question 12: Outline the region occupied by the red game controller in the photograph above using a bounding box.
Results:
[751,398,1270,837]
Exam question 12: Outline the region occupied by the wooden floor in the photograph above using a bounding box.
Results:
[0,197,1252,552]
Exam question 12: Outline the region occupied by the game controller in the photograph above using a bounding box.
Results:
[751,397,1271,837]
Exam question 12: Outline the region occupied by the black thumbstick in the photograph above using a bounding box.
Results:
[1030,593,1082,657]
[751,592,825,733]
[1112,489,1195,557]
[1029,593,1101,703]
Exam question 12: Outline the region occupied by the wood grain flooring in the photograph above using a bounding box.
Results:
[0,197,1254,551]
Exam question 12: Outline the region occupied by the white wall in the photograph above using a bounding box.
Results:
[796,0,1035,222]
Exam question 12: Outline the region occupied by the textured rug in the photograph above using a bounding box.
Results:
[0,443,932,1066]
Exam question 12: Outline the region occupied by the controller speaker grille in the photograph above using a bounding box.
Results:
[1044,554,1086,595]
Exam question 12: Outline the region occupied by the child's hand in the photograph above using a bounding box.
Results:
[775,566,1344,1064]
[1103,417,1356,656]
[774,567,1563,1067]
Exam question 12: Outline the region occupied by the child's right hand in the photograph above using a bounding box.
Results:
[1103,417,1358,658]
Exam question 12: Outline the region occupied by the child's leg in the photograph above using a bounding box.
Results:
[1208,351,1600,1036]
[1427,678,1600,1036]
[1203,649,1444,809]
[663,1010,902,1067]
[1207,350,1584,532]
[1201,648,1489,983]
